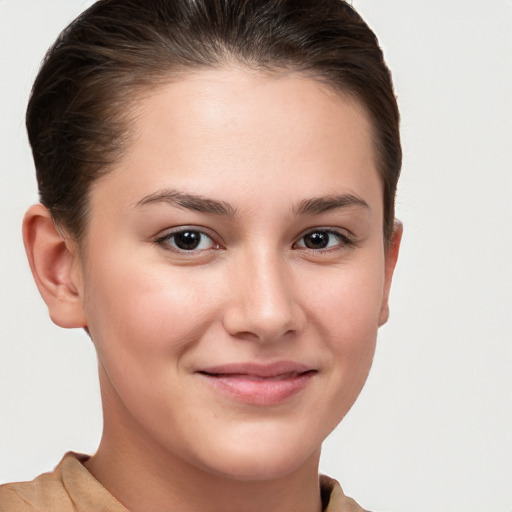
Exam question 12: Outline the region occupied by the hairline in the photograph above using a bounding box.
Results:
[59,63,387,253]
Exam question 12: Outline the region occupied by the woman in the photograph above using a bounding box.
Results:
[0,1,401,510]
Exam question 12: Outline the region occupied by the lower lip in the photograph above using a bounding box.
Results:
[198,372,316,406]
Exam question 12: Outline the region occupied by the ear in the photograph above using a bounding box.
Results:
[378,220,403,327]
[22,204,87,329]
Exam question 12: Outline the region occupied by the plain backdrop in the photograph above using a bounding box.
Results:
[1,1,511,511]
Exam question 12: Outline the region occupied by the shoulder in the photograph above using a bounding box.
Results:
[0,466,74,512]
[321,475,371,512]
[0,453,127,512]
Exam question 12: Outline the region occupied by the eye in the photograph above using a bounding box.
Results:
[155,229,217,252]
[294,229,353,251]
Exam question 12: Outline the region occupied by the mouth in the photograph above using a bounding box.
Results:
[196,362,317,406]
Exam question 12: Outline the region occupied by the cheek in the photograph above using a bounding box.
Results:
[83,253,220,368]
[307,253,385,388]
[309,253,385,337]
[82,261,212,420]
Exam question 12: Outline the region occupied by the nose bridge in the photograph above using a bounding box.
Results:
[223,245,304,341]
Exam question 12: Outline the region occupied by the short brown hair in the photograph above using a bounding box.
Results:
[27,0,401,243]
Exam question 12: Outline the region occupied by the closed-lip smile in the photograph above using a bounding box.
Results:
[196,361,317,406]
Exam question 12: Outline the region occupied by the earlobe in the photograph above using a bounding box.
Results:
[22,204,87,329]
[378,220,403,327]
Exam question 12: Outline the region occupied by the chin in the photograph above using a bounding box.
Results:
[197,434,322,482]
[212,456,312,482]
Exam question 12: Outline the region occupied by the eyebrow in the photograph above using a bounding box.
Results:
[135,189,236,217]
[294,194,369,215]
[135,189,368,218]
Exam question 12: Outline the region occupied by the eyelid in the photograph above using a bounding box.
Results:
[152,225,357,255]
[153,226,224,253]
[293,226,357,251]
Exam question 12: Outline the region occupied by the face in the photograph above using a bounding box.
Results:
[75,69,398,481]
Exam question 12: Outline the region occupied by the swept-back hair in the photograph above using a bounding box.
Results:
[27,0,401,242]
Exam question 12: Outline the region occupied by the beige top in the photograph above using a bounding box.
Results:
[0,453,367,512]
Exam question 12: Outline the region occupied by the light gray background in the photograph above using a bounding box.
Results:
[1,1,511,511]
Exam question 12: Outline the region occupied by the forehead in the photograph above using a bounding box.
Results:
[91,68,381,218]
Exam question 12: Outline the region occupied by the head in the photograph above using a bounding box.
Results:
[27,0,400,245]
[23,0,402,485]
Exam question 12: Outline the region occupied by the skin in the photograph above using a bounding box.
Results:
[24,68,401,512]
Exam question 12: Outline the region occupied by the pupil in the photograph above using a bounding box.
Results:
[175,231,201,250]
[305,231,328,249]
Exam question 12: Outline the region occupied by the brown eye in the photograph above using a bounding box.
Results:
[157,229,216,252]
[295,229,352,251]
[302,231,331,249]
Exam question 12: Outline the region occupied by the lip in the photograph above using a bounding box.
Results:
[196,361,317,406]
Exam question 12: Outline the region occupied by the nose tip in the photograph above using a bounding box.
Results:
[223,296,304,342]
[221,258,306,343]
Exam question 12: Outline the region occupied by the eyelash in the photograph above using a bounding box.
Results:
[293,228,357,253]
[153,227,356,255]
[154,228,220,254]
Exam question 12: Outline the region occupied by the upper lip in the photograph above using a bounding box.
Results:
[197,361,316,378]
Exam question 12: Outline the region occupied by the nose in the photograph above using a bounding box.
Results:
[222,249,306,343]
